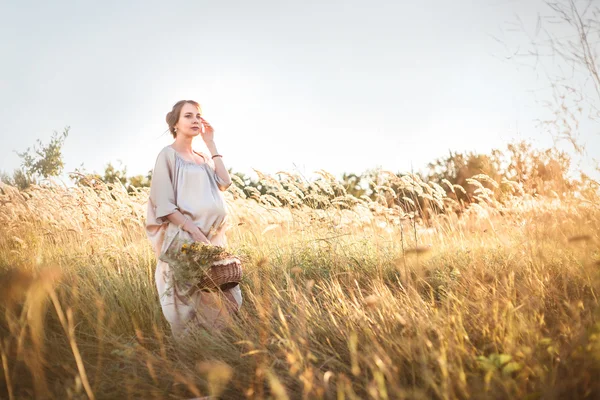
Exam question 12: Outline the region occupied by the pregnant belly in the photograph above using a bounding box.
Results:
[179,198,226,219]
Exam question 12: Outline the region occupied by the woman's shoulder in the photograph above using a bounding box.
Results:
[153,145,177,166]
[157,145,178,158]
[159,145,176,155]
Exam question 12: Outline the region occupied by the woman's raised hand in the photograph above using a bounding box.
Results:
[199,117,214,143]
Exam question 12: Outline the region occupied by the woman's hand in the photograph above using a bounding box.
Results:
[200,117,214,144]
[185,222,211,244]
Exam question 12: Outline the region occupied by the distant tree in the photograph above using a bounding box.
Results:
[69,164,103,188]
[504,141,574,196]
[103,161,128,186]
[16,127,69,179]
[426,141,576,202]
[1,168,37,191]
[427,150,502,203]
[69,160,151,193]
[0,171,14,186]
[11,127,69,190]
[12,169,35,191]
[126,170,152,193]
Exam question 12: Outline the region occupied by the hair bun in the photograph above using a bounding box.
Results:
[165,111,172,124]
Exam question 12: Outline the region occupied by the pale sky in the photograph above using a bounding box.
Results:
[1,0,598,181]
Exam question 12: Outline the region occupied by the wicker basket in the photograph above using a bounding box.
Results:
[198,256,243,291]
[159,229,243,292]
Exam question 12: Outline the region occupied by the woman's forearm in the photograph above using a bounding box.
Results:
[166,210,210,243]
[166,210,195,233]
[205,140,232,187]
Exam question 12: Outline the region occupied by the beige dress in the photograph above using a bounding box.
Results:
[146,145,242,336]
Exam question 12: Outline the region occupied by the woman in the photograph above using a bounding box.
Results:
[146,100,242,336]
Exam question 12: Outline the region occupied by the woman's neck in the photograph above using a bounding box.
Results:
[172,137,194,154]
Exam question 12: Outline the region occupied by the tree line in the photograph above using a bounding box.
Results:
[0,127,581,208]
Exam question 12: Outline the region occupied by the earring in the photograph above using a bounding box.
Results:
[174,127,178,133]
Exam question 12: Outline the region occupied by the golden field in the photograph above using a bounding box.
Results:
[0,172,599,399]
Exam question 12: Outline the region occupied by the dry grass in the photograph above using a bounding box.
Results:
[0,173,599,399]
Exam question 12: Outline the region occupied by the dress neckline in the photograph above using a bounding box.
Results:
[169,145,208,166]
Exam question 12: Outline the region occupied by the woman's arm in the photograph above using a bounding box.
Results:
[199,117,232,190]
[166,210,211,244]
[205,140,232,189]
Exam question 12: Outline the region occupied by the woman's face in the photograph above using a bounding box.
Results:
[174,103,202,138]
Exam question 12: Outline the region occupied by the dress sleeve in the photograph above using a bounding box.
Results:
[149,148,178,224]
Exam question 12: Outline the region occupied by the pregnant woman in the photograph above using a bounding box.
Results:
[146,100,242,336]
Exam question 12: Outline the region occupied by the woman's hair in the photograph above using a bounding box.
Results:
[166,100,202,138]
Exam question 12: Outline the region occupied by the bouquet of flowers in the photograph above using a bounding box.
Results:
[159,231,243,294]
